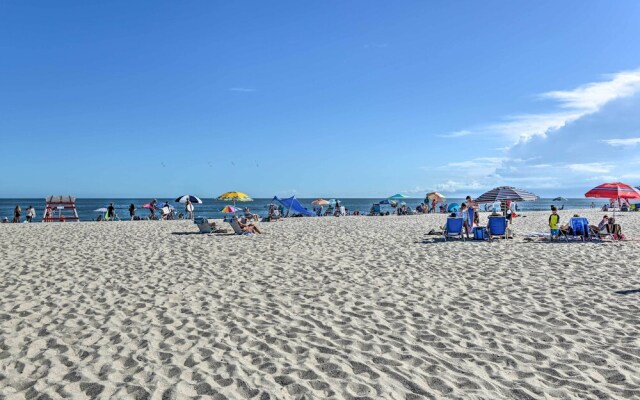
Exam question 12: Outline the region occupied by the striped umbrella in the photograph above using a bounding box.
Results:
[585,182,640,200]
[175,195,203,204]
[476,186,539,203]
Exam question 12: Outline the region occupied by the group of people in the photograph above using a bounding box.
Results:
[96,199,196,221]
[549,206,624,241]
[3,205,37,223]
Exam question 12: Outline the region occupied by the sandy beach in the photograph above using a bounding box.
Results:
[1,209,639,399]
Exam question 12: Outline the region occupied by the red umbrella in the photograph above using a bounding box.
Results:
[585,182,640,199]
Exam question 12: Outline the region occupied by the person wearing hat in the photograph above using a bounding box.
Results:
[549,206,560,241]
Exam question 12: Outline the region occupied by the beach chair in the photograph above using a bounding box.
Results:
[487,216,508,240]
[563,217,590,241]
[194,217,212,233]
[370,203,381,216]
[228,218,252,235]
[443,217,465,241]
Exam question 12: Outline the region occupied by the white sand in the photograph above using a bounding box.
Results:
[1,209,640,399]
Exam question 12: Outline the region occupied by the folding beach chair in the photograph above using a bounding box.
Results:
[194,217,212,233]
[563,217,590,241]
[443,217,465,241]
[228,218,253,235]
[487,216,508,240]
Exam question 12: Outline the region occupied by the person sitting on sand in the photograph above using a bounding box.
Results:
[2,217,8,223]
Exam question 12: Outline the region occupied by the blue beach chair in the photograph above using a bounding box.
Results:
[443,217,465,241]
[564,217,591,241]
[487,216,508,240]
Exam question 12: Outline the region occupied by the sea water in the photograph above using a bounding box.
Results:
[0,198,611,222]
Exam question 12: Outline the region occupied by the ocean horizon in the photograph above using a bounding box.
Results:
[0,197,612,222]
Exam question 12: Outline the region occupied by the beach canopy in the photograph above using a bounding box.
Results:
[552,197,567,202]
[217,191,253,202]
[388,193,409,199]
[221,205,237,213]
[379,199,396,205]
[476,186,539,203]
[585,182,640,199]
[426,192,446,201]
[273,196,315,217]
[175,195,203,204]
[311,199,330,205]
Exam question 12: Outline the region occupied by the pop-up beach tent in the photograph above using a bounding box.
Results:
[273,196,315,217]
[43,195,79,222]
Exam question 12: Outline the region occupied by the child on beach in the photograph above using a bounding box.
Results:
[459,203,471,239]
[549,206,560,241]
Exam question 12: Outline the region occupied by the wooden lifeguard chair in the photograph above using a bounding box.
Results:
[43,195,80,222]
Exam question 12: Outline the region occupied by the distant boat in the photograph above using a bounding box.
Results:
[552,197,567,202]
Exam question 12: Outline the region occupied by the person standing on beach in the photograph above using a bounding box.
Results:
[549,206,560,241]
[107,203,115,221]
[150,199,157,219]
[13,205,21,223]
[185,198,193,219]
[26,205,35,222]
[129,203,136,221]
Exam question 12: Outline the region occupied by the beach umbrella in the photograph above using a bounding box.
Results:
[94,207,108,212]
[142,203,153,209]
[311,199,330,205]
[389,193,409,199]
[552,197,567,202]
[585,182,640,216]
[221,205,237,213]
[175,195,203,204]
[585,182,640,200]
[217,191,252,206]
[475,186,539,203]
[426,192,446,202]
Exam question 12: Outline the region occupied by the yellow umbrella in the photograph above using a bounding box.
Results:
[426,192,446,201]
[217,191,253,206]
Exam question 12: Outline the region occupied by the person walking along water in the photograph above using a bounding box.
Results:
[13,205,21,223]
[129,203,136,221]
[26,205,36,222]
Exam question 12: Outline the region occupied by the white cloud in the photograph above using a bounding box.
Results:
[439,129,473,138]
[229,87,256,92]
[541,70,640,111]
[567,163,613,174]
[601,137,640,147]
[473,68,640,144]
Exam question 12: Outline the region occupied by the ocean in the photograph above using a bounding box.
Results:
[0,197,612,222]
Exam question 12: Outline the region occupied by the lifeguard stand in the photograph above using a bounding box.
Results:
[43,195,80,222]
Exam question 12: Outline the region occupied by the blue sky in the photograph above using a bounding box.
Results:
[2,1,640,198]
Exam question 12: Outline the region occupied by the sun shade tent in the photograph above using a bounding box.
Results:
[273,196,315,217]
[475,186,539,203]
[43,196,79,222]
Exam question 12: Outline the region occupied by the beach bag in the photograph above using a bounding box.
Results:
[473,226,488,240]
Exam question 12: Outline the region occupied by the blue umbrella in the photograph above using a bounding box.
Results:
[447,203,460,212]
[379,199,392,204]
[389,193,409,199]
